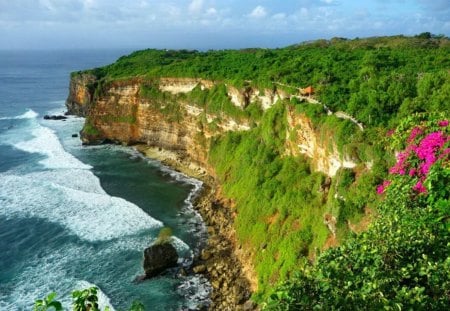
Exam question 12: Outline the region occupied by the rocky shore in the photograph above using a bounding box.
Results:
[134,145,256,311]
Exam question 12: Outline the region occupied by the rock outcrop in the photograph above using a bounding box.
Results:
[285,106,357,176]
[66,74,364,310]
[66,75,361,177]
[66,73,97,116]
[143,242,179,278]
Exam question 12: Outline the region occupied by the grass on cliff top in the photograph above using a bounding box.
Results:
[78,34,450,131]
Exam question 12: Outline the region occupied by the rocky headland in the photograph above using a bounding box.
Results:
[66,73,366,310]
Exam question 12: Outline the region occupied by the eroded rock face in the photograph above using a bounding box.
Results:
[66,74,361,310]
[66,73,97,116]
[66,75,362,178]
[143,243,178,278]
[285,106,357,176]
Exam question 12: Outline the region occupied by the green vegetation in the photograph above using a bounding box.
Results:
[209,102,386,300]
[81,35,449,129]
[70,35,450,307]
[265,114,450,310]
[154,227,173,245]
[34,288,144,311]
[139,81,254,123]
[82,119,100,136]
[99,115,136,124]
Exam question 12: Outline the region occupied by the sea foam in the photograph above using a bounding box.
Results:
[14,124,92,170]
[0,118,162,241]
[0,109,39,120]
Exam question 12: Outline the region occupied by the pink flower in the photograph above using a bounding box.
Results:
[438,120,449,127]
[386,129,394,137]
[407,127,423,143]
[389,151,410,175]
[408,169,416,177]
[439,148,450,160]
[412,181,427,194]
[413,131,448,175]
[377,180,391,195]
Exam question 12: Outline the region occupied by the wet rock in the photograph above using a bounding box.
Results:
[43,114,67,120]
[72,133,78,137]
[242,300,257,311]
[193,264,207,274]
[143,242,178,278]
[200,249,212,261]
[178,267,187,277]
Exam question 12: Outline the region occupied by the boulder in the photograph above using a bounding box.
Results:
[200,249,212,261]
[193,264,207,274]
[242,300,257,311]
[178,267,187,277]
[72,133,78,138]
[43,114,68,120]
[143,242,178,278]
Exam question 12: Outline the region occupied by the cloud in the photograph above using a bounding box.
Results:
[0,0,449,49]
[272,13,286,20]
[189,0,203,14]
[249,5,267,18]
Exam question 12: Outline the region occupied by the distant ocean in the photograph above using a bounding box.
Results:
[0,50,209,310]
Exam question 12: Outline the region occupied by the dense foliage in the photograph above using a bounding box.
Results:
[265,114,450,310]
[72,35,450,306]
[80,35,450,128]
[209,102,386,300]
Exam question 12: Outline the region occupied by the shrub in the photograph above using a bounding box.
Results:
[264,113,450,310]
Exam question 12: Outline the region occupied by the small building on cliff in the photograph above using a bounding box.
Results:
[300,86,315,96]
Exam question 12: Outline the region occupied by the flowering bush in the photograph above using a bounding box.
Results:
[266,113,450,310]
[379,115,449,195]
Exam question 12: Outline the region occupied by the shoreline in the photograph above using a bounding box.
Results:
[134,145,256,310]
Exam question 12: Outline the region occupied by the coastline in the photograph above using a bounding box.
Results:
[134,145,256,310]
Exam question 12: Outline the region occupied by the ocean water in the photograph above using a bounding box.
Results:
[0,50,209,310]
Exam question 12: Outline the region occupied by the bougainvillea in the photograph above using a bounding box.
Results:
[266,113,450,310]
[379,117,450,195]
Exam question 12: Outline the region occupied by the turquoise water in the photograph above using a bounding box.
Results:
[0,51,209,310]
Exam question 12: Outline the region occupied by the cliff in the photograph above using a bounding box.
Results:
[66,73,373,308]
[67,75,361,177]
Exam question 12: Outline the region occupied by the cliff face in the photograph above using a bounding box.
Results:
[66,74,369,308]
[70,78,238,171]
[67,75,356,178]
[66,73,97,116]
[285,107,357,176]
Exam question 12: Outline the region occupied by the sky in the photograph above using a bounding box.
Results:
[0,0,449,50]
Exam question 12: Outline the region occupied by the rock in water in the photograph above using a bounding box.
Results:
[143,243,178,278]
[43,114,68,120]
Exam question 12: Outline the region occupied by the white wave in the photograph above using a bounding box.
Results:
[14,124,92,170]
[178,274,212,309]
[75,281,116,311]
[1,241,119,311]
[170,236,193,262]
[0,109,38,120]
[0,172,162,242]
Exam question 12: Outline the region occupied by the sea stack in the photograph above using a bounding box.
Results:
[143,242,179,278]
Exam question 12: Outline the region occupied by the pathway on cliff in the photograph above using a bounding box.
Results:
[273,81,364,131]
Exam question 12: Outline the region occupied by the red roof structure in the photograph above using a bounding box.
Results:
[301,86,315,96]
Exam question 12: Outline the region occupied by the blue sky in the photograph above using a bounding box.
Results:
[0,0,449,50]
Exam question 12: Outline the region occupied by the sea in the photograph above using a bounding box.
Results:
[0,50,210,310]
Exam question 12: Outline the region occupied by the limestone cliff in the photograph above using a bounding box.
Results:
[67,75,358,177]
[68,77,253,175]
[66,73,97,116]
[285,106,357,176]
[66,74,367,309]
